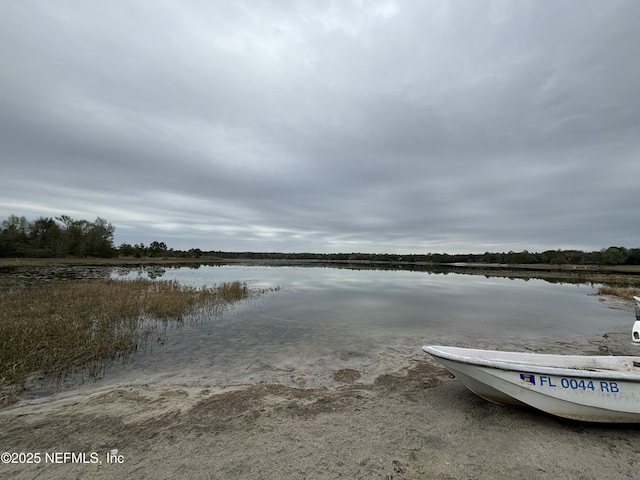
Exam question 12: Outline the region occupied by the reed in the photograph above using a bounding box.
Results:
[597,286,640,301]
[0,279,252,391]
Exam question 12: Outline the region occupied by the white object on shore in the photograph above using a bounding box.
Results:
[633,296,640,343]
[423,345,640,423]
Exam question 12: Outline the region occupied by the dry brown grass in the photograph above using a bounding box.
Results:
[0,279,254,390]
[596,286,640,301]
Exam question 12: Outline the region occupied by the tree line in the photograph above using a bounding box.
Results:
[208,248,640,265]
[0,214,203,259]
[0,214,116,258]
[1,214,639,265]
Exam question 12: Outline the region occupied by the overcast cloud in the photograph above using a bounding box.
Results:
[2,1,639,254]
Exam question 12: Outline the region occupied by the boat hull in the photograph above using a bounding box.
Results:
[424,345,640,423]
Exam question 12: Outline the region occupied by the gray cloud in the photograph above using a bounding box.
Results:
[2,1,639,254]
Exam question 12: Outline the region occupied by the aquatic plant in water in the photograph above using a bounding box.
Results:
[0,279,255,396]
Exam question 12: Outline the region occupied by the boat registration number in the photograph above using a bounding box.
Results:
[520,374,620,393]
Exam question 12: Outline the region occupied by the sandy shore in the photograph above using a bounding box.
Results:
[2,349,640,480]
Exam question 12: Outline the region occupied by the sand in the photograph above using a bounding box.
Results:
[2,351,640,480]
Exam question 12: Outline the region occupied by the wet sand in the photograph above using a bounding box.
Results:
[2,334,639,480]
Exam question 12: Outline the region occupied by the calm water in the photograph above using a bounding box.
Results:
[113,263,627,338]
[102,264,635,390]
[5,264,638,396]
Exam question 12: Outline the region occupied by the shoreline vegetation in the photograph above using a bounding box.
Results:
[3,254,640,271]
[0,278,270,404]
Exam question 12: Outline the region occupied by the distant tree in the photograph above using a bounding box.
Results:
[548,250,568,265]
[1,215,28,247]
[28,217,63,257]
[56,215,89,256]
[626,248,640,265]
[601,246,627,265]
[133,243,146,258]
[1,214,28,235]
[148,241,168,257]
[118,243,135,256]
[83,217,116,257]
[0,215,30,256]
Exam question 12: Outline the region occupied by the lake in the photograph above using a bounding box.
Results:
[5,263,637,395]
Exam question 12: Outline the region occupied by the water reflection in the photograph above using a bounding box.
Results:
[2,263,638,398]
[98,264,637,392]
[102,263,633,341]
[0,261,632,286]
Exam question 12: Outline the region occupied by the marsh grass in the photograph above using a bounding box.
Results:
[0,279,255,394]
[597,286,640,301]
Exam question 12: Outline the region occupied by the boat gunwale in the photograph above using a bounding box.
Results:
[423,345,640,382]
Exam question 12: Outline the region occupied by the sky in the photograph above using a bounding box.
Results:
[1,1,639,254]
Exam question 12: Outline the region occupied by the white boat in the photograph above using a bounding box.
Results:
[633,296,640,343]
[423,345,640,423]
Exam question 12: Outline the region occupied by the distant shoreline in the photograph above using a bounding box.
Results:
[1,256,640,285]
